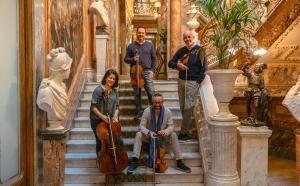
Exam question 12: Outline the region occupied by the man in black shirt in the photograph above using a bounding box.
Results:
[168,30,207,140]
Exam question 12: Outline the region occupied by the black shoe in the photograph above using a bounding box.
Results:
[135,111,143,119]
[147,163,153,168]
[178,133,192,141]
[127,158,139,174]
[176,160,191,173]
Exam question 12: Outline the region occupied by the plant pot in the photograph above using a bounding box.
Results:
[206,69,242,121]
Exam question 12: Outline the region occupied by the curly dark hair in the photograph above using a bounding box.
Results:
[101,68,119,88]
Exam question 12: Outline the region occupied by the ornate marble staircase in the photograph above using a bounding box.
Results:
[64,80,204,185]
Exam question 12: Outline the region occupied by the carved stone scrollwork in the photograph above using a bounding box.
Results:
[255,1,300,48]
[194,94,212,174]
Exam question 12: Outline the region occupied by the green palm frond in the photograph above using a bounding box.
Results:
[195,0,260,69]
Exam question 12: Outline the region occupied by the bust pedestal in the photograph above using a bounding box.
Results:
[40,130,68,186]
[238,126,272,186]
[95,27,109,82]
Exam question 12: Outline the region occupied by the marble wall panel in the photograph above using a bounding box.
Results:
[264,64,300,86]
[33,0,46,184]
[51,0,83,88]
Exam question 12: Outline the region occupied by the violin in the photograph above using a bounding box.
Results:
[130,49,145,88]
[180,54,189,65]
[177,54,189,71]
[95,91,128,175]
[153,135,167,173]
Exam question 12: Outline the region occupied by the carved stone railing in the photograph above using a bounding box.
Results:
[194,75,219,180]
[255,0,300,48]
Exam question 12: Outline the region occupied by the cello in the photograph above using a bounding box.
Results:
[130,49,145,88]
[96,91,128,175]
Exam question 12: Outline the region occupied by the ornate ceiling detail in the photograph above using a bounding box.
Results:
[255,1,300,48]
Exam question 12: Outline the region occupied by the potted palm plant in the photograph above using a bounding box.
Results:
[196,0,258,69]
[194,0,259,119]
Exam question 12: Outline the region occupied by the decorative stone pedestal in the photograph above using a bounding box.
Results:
[40,130,68,186]
[85,67,95,82]
[207,118,241,186]
[95,28,108,82]
[206,69,242,186]
[238,126,272,186]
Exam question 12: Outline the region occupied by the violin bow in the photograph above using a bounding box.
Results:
[153,133,156,186]
[135,49,140,91]
[107,113,118,165]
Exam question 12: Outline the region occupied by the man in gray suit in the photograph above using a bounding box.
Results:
[127,93,191,174]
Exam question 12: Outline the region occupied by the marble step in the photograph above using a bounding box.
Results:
[84,81,178,91]
[73,116,182,128]
[70,125,184,140]
[64,168,105,184]
[65,184,104,186]
[77,106,181,118]
[70,127,138,139]
[66,139,199,153]
[65,166,203,184]
[79,97,180,107]
[81,88,178,99]
[65,152,201,168]
[65,183,203,186]
[122,166,203,184]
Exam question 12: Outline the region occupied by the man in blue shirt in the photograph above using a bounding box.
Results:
[168,30,207,140]
[124,26,157,118]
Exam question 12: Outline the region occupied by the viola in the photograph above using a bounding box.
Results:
[130,49,145,88]
[177,54,189,71]
[154,136,167,173]
[95,91,128,175]
[179,53,189,65]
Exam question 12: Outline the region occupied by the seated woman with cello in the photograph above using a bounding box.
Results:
[90,68,128,175]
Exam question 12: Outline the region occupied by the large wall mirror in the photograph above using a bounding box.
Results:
[0,0,20,183]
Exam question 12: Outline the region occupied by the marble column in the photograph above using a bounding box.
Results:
[119,0,129,77]
[207,118,240,186]
[161,0,167,30]
[238,126,272,186]
[86,6,96,82]
[41,130,67,186]
[95,28,109,82]
[295,129,300,184]
[168,0,181,79]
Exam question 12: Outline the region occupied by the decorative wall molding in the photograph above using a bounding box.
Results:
[268,44,300,61]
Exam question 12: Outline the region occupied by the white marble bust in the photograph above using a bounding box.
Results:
[89,0,109,28]
[37,47,72,130]
[282,75,300,122]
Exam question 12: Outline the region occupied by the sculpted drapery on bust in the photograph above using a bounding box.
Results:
[89,0,109,28]
[283,75,300,122]
[37,47,72,130]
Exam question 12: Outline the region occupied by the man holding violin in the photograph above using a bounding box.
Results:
[168,30,207,140]
[124,26,157,119]
[127,93,191,174]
